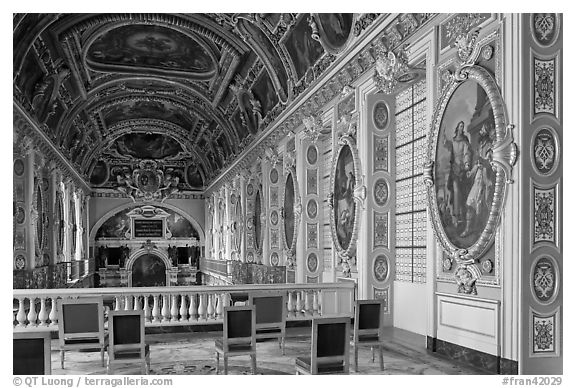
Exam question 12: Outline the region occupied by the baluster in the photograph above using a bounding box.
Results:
[296,291,303,316]
[304,291,311,316]
[16,298,27,327]
[38,297,49,326]
[207,293,215,320]
[161,294,170,322]
[170,295,179,322]
[198,293,207,321]
[133,295,141,310]
[124,295,133,310]
[27,297,38,327]
[312,291,319,316]
[216,293,223,319]
[287,292,295,317]
[49,297,58,326]
[189,294,198,321]
[114,296,122,311]
[152,294,160,323]
[143,295,151,323]
[179,294,188,322]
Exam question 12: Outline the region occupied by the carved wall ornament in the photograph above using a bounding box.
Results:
[532,127,559,175]
[372,101,390,130]
[373,254,389,283]
[302,114,329,143]
[531,14,560,47]
[426,63,517,264]
[373,135,389,172]
[373,212,388,249]
[306,144,318,165]
[531,255,558,305]
[530,307,560,357]
[310,14,355,55]
[269,168,279,184]
[373,178,389,207]
[307,199,318,219]
[533,185,556,246]
[307,252,318,273]
[454,264,481,295]
[116,161,180,202]
[307,223,318,249]
[481,259,493,274]
[270,252,279,266]
[13,159,25,176]
[534,57,556,117]
[373,45,420,94]
[14,254,26,270]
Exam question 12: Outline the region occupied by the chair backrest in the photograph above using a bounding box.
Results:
[13,331,52,375]
[108,310,145,358]
[223,305,255,348]
[58,297,105,343]
[311,317,350,373]
[248,293,286,329]
[354,299,384,341]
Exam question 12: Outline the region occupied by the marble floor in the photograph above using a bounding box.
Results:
[51,326,488,375]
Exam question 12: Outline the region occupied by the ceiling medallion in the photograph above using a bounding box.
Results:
[373,45,410,94]
[116,160,180,202]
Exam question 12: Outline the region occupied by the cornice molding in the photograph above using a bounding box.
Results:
[13,100,91,194]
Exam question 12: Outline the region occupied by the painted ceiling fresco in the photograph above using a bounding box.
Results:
[13,13,365,193]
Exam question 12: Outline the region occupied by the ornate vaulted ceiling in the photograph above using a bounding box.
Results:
[13,13,363,192]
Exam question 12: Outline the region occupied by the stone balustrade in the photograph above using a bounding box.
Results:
[13,282,356,331]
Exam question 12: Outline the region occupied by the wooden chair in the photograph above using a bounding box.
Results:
[57,297,107,369]
[352,299,385,372]
[248,292,287,354]
[295,317,350,375]
[215,305,257,375]
[13,331,52,375]
[107,310,150,374]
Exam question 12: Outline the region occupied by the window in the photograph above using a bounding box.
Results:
[394,79,427,283]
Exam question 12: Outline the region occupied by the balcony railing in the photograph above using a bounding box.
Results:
[13,282,356,331]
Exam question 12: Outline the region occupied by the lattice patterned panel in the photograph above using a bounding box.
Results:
[395,109,413,147]
[413,247,427,283]
[413,210,427,247]
[396,87,413,112]
[395,213,412,248]
[396,144,413,181]
[413,137,427,176]
[395,248,413,282]
[413,99,428,140]
[395,178,412,214]
[321,137,333,269]
[413,174,427,211]
[413,79,427,103]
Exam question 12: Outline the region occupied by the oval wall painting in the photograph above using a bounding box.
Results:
[333,144,356,251]
[254,188,263,251]
[284,172,295,250]
[434,79,497,249]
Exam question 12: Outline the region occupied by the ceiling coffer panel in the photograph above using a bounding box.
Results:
[84,24,219,80]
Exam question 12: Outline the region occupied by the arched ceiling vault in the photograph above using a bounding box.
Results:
[13,13,361,192]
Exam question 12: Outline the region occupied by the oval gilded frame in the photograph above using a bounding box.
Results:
[329,135,362,259]
[281,165,301,258]
[253,186,264,255]
[425,65,516,262]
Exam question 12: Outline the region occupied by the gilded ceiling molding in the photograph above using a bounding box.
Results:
[13,103,91,194]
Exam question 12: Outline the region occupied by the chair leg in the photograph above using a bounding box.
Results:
[378,345,384,371]
[215,352,220,375]
[251,354,257,375]
[282,337,286,355]
[223,355,228,375]
[371,346,375,363]
[61,350,65,369]
[101,347,105,367]
[354,346,359,372]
